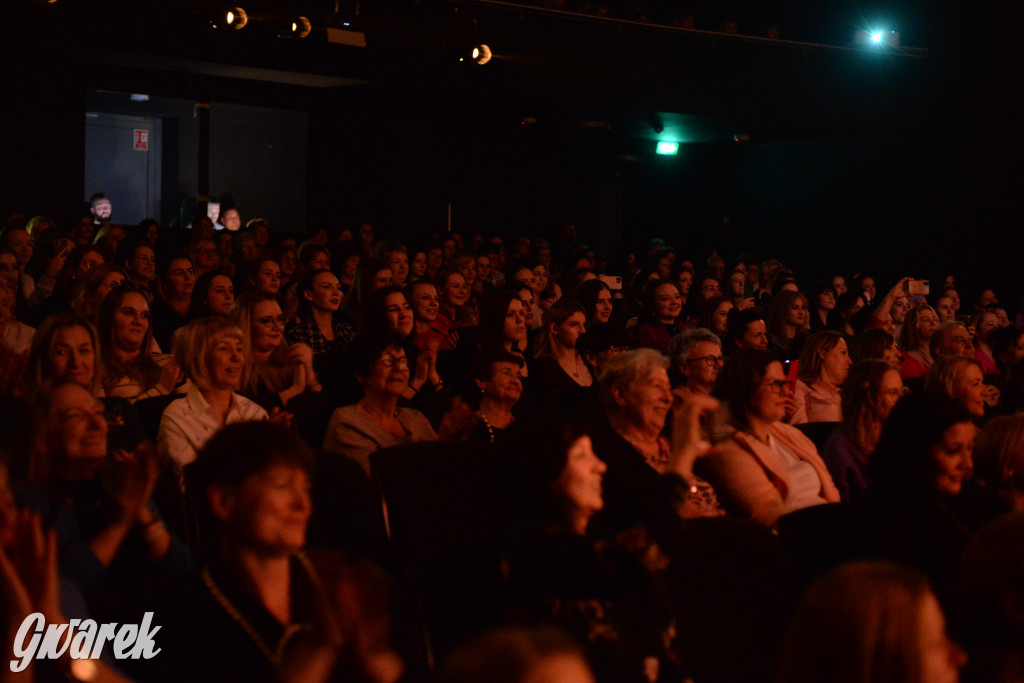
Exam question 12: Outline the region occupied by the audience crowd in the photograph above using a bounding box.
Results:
[1,205,1023,683]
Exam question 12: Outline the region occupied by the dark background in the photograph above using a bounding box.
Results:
[2,0,1022,301]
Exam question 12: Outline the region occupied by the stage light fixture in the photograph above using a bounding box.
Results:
[471,44,492,65]
[656,141,679,156]
[293,16,312,37]
[870,31,882,43]
[211,7,247,29]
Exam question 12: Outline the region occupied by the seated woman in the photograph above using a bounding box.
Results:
[575,278,614,329]
[529,300,593,408]
[468,347,525,442]
[861,392,977,587]
[790,331,852,424]
[15,380,191,597]
[632,279,685,354]
[330,241,361,294]
[73,263,127,325]
[337,259,392,329]
[408,280,450,352]
[925,355,988,420]
[478,290,529,355]
[820,360,905,501]
[806,282,840,332]
[834,290,865,336]
[436,267,473,330]
[723,308,769,354]
[322,333,444,475]
[989,325,1024,375]
[972,308,1000,375]
[364,285,445,401]
[145,421,404,683]
[898,304,940,379]
[188,270,235,320]
[0,278,33,356]
[669,328,724,403]
[230,292,320,412]
[25,312,146,452]
[849,327,902,366]
[699,295,734,341]
[97,284,183,401]
[765,290,810,358]
[779,562,965,683]
[500,413,676,682]
[247,257,282,298]
[286,269,358,355]
[959,415,1024,529]
[158,318,269,470]
[707,348,840,527]
[592,348,724,538]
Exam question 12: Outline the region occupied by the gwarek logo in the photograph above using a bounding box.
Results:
[9,612,161,672]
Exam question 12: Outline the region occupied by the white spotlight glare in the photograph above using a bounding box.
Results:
[870,31,883,43]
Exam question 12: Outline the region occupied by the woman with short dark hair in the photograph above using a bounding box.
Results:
[707,348,839,526]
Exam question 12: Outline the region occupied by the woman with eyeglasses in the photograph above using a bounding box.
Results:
[322,333,442,475]
[669,328,724,405]
[707,348,840,527]
[229,292,320,414]
[118,238,156,288]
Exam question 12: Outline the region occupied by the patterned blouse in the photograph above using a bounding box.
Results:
[285,316,358,354]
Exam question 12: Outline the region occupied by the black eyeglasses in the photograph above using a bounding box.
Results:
[256,315,286,327]
[760,379,790,394]
[687,355,724,367]
[377,355,409,369]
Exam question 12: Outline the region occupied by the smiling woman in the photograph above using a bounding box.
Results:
[158,317,268,470]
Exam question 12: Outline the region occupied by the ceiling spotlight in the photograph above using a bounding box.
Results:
[211,7,247,29]
[272,16,312,38]
[471,44,492,65]
[870,31,882,43]
[292,16,312,38]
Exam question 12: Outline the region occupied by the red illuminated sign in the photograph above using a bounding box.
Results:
[133,129,149,151]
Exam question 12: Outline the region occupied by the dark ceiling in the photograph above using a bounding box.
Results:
[4,0,955,146]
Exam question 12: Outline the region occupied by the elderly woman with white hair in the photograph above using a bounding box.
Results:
[589,349,723,541]
[669,328,724,406]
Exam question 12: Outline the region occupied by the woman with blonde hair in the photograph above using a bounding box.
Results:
[899,305,940,379]
[229,291,319,411]
[790,330,852,425]
[157,317,268,470]
[925,355,988,419]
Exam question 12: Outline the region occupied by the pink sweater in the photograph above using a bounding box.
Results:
[704,421,840,527]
